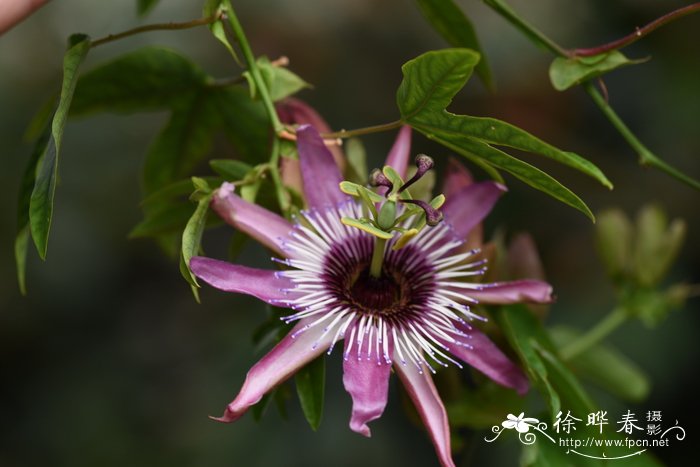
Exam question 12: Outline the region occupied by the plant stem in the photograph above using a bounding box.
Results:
[560,307,628,360]
[484,0,700,190]
[570,2,700,57]
[268,137,291,216]
[91,15,219,48]
[224,1,283,134]
[369,237,387,278]
[482,0,568,56]
[584,82,700,189]
[322,120,403,139]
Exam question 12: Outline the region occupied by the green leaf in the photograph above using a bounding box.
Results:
[633,204,686,287]
[141,176,221,209]
[415,0,494,90]
[29,34,90,260]
[209,159,253,180]
[595,208,633,279]
[213,86,270,164]
[15,125,50,293]
[397,49,480,119]
[427,135,595,220]
[203,0,241,65]
[397,49,606,218]
[130,204,196,238]
[549,51,647,91]
[180,190,213,300]
[71,47,207,115]
[550,327,650,402]
[295,356,325,431]
[245,56,311,102]
[492,305,561,417]
[137,0,159,16]
[142,90,219,194]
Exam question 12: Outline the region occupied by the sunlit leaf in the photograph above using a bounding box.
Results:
[203,0,241,64]
[415,0,494,90]
[549,51,647,91]
[29,34,90,260]
[295,356,326,431]
[245,56,311,102]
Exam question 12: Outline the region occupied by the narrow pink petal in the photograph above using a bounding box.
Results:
[211,182,292,257]
[212,319,333,423]
[462,280,553,304]
[276,97,345,168]
[441,181,507,240]
[383,125,412,179]
[442,157,473,199]
[342,332,393,437]
[439,325,529,395]
[296,125,348,209]
[394,361,455,467]
[0,0,48,34]
[190,257,292,305]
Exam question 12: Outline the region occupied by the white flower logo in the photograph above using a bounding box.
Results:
[502,412,540,433]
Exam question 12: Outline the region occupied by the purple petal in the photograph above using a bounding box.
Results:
[441,181,507,240]
[442,157,473,199]
[394,362,455,467]
[211,183,292,258]
[276,97,345,169]
[463,280,553,304]
[440,325,529,395]
[190,257,293,305]
[212,319,333,423]
[342,332,393,437]
[384,125,412,179]
[296,125,348,209]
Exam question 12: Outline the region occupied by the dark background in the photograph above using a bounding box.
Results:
[1,0,698,466]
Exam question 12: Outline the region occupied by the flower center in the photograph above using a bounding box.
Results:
[322,236,434,319]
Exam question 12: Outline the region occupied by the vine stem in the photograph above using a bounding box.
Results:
[559,307,627,360]
[321,120,403,139]
[91,15,220,48]
[224,1,283,134]
[484,0,700,189]
[570,2,700,57]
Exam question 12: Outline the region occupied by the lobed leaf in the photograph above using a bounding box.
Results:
[71,47,207,115]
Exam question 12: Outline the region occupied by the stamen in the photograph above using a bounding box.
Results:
[369,168,393,195]
[398,154,434,193]
[400,199,444,226]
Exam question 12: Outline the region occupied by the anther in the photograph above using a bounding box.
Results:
[369,168,393,195]
[398,154,434,193]
[400,199,444,226]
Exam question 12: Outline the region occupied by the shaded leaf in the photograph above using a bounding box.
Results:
[142,90,219,194]
[180,186,213,300]
[245,56,311,102]
[141,176,221,209]
[213,86,270,164]
[550,327,650,402]
[492,305,561,418]
[203,0,241,64]
[295,356,325,431]
[209,159,253,181]
[415,0,494,90]
[137,0,159,16]
[71,47,207,115]
[130,204,196,238]
[29,34,90,259]
[549,51,647,91]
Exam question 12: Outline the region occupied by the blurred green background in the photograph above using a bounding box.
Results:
[1,0,698,466]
